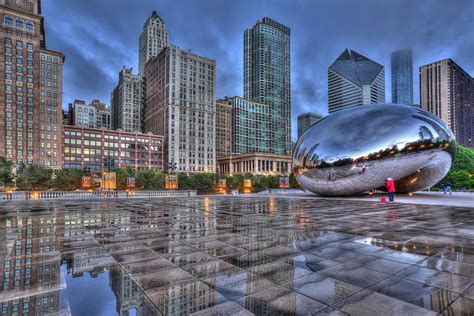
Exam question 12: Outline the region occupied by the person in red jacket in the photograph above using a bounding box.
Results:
[386,178,396,202]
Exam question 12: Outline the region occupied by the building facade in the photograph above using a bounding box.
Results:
[420,59,473,148]
[328,49,385,113]
[217,153,292,176]
[297,112,322,138]
[244,17,291,155]
[90,99,111,129]
[63,125,163,172]
[216,98,232,158]
[138,10,169,75]
[144,46,216,173]
[111,67,143,133]
[391,50,413,105]
[1,0,64,168]
[230,96,272,155]
[69,99,111,130]
[39,49,64,168]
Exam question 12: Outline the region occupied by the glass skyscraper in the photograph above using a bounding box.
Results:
[391,50,413,105]
[230,97,272,154]
[328,49,385,113]
[244,17,291,155]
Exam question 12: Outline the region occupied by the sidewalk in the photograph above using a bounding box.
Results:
[256,190,474,208]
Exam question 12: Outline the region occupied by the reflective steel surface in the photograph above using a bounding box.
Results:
[293,104,456,196]
[1,197,473,315]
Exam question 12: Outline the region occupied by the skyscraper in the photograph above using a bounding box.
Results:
[230,96,272,155]
[244,17,291,155]
[138,10,169,75]
[111,67,143,132]
[0,0,64,168]
[144,46,216,173]
[328,49,385,113]
[215,99,232,159]
[297,113,322,138]
[391,50,413,105]
[420,59,473,148]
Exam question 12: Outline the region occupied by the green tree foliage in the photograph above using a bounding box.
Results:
[177,173,217,190]
[113,167,135,190]
[51,168,84,191]
[0,157,14,189]
[135,170,165,190]
[16,165,53,191]
[440,144,474,190]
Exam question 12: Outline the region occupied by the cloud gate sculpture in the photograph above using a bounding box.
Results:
[293,104,456,196]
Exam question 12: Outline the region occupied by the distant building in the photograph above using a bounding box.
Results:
[391,50,413,105]
[144,46,216,173]
[244,17,291,155]
[62,125,163,171]
[111,67,143,133]
[216,99,232,158]
[420,59,473,148]
[138,10,169,75]
[297,113,322,138]
[69,99,111,130]
[328,49,385,113]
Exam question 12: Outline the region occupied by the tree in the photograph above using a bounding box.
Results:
[16,165,53,191]
[51,168,84,191]
[114,167,135,190]
[136,170,165,190]
[440,144,474,191]
[0,157,13,189]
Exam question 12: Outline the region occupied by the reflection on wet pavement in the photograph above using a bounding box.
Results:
[0,197,473,315]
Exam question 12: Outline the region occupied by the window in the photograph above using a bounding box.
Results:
[25,21,33,32]
[5,38,12,46]
[15,19,23,28]
[4,16,13,26]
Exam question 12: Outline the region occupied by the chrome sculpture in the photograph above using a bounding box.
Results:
[293,104,456,196]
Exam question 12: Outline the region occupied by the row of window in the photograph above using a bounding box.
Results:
[4,16,34,31]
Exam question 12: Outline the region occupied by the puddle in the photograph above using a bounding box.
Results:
[60,264,120,315]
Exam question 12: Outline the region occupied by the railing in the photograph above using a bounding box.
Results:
[0,190,197,201]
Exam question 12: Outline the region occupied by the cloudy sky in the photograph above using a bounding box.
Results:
[42,0,474,141]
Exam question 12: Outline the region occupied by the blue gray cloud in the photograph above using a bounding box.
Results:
[42,0,474,141]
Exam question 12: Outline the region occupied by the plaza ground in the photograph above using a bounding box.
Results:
[256,190,474,208]
[0,195,473,315]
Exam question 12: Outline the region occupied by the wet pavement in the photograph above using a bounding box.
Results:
[0,196,473,315]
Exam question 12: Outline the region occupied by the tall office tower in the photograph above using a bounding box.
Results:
[244,17,291,155]
[111,67,143,132]
[0,0,64,167]
[69,99,111,129]
[420,59,473,148]
[391,50,413,105]
[39,49,64,168]
[328,49,385,113]
[144,46,216,173]
[230,96,272,154]
[216,99,232,158]
[297,112,322,138]
[138,10,169,75]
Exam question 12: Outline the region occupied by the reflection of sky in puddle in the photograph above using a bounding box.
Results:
[59,264,119,316]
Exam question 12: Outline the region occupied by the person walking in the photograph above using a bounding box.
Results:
[386,178,396,202]
[443,181,453,195]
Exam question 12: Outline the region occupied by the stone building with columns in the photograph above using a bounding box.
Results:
[217,153,292,176]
